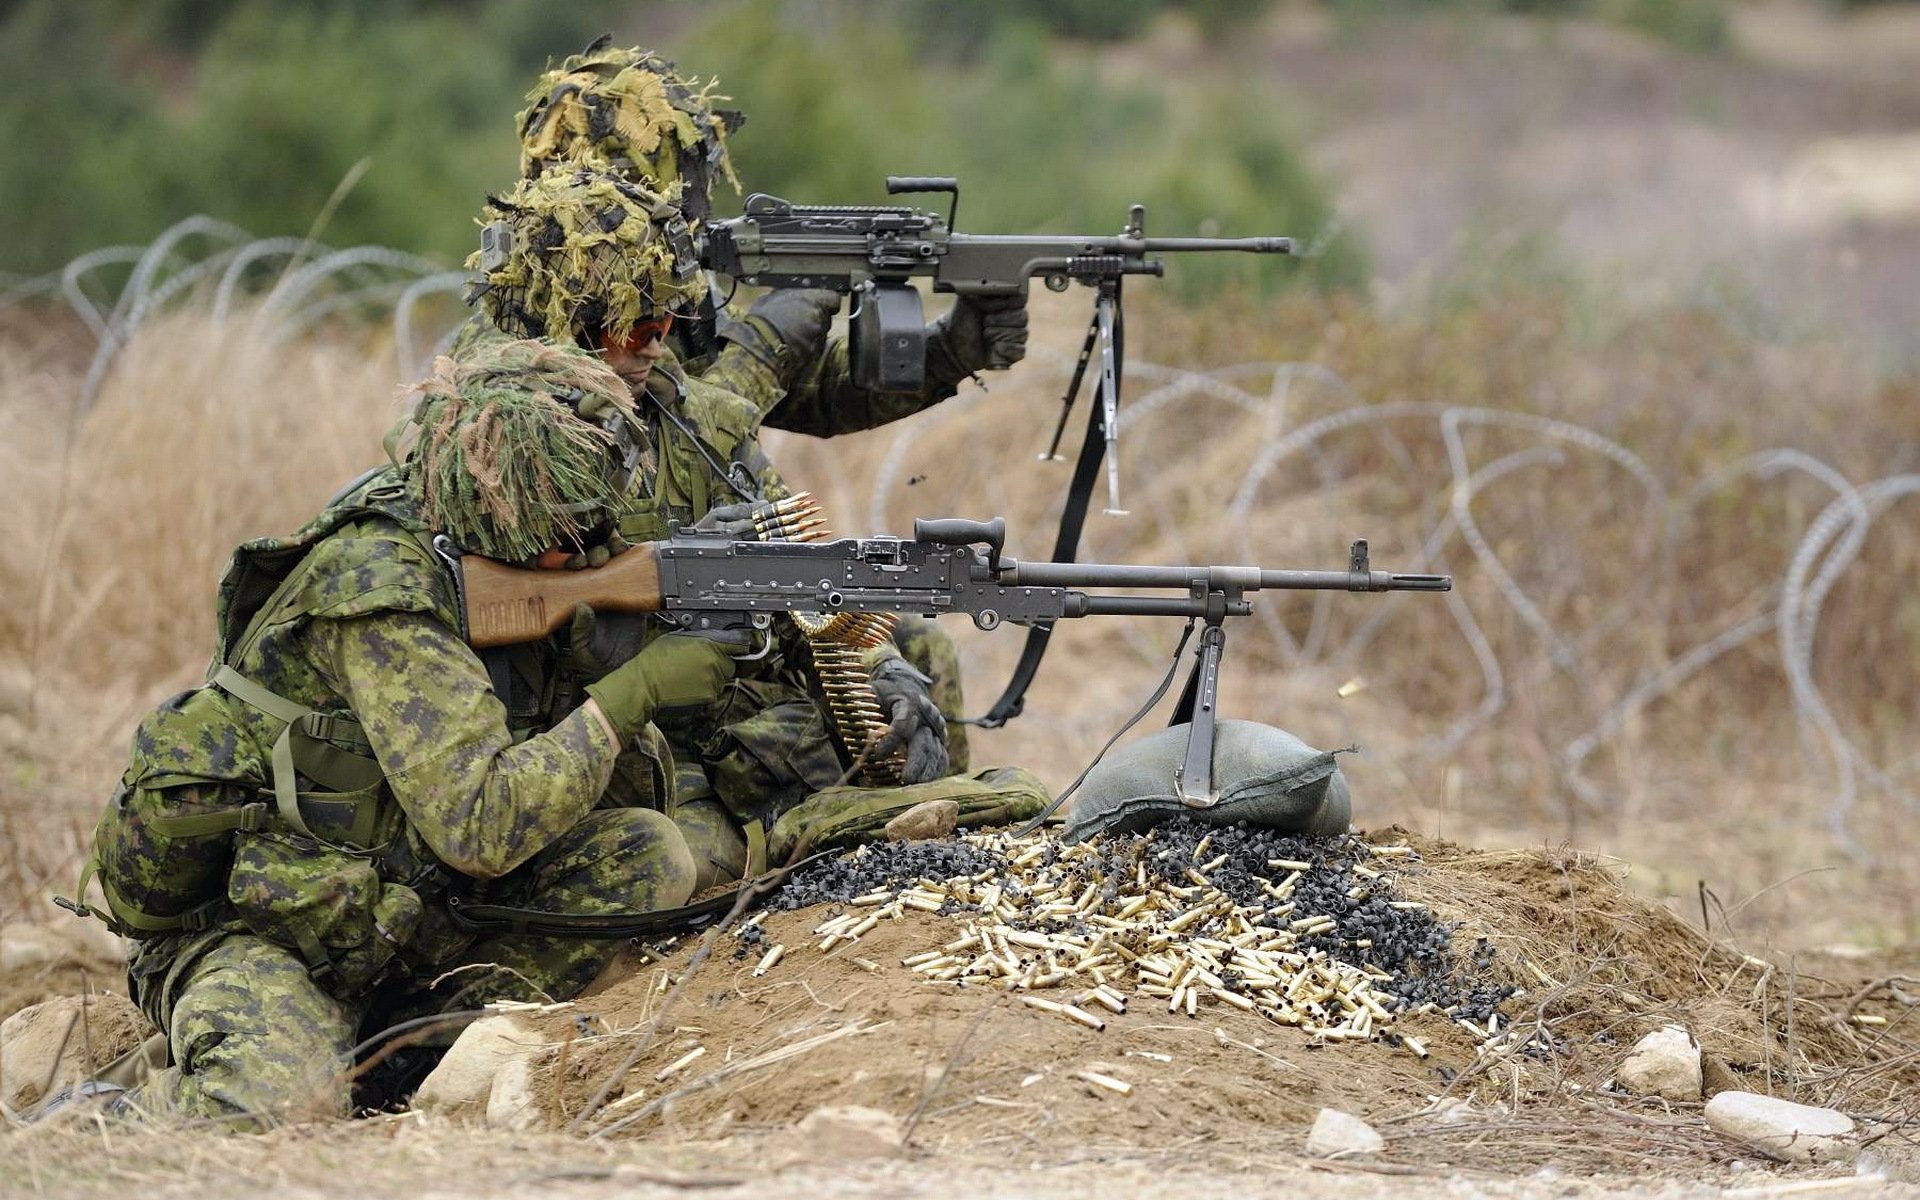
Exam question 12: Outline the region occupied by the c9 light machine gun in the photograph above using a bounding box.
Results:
[701,177,1295,728]
[452,516,1448,807]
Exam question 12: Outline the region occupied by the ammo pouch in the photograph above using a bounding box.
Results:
[68,666,396,944]
[767,766,1050,865]
[227,829,422,995]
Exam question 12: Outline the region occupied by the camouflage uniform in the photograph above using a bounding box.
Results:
[106,346,713,1126]
[503,39,1023,448]
[464,169,976,885]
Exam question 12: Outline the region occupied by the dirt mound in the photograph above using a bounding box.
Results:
[1,922,127,1022]
[491,829,1919,1176]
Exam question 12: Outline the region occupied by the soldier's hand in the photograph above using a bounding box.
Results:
[691,501,764,539]
[563,603,648,682]
[736,288,841,366]
[584,632,737,741]
[869,658,949,784]
[933,293,1030,377]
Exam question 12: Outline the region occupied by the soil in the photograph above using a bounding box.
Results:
[493,829,1920,1179]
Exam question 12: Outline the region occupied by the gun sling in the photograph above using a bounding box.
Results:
[442,849,833,939]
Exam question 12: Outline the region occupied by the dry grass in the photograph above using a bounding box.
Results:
[1,278,1917,952]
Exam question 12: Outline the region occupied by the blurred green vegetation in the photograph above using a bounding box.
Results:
[0,0,1357,295]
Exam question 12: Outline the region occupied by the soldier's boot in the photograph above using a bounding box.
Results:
[122,934,359,1127]
[891,616,969,773]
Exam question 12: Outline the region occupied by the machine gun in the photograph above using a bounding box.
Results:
[700,177,1297,728]
[447,515,1447,806]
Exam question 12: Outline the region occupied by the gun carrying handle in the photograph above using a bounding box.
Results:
[460,545,667,649]
[885,176,958,195]
[886,175,959,231]
[913,516,1005,572]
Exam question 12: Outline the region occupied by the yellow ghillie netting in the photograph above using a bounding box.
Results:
[465,168,701,346]
[516,37,742,221]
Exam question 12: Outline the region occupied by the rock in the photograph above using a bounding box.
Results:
[884,799,960,843]
[795,1104,904,1159]
[412,1014,548,1122]
[1305,1107,1385,1158]
[1704,1091,1857,1164]
[484,1053,551,1131]
[1,993,150,1112]
[1616,1025,1701,1100]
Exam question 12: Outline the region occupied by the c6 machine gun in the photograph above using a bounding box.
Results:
[448,515,1448,807]
[700,177,1297,728]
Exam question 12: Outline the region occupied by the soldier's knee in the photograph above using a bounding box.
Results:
[573,807,698,909]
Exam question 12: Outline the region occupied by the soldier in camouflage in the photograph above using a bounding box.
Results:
[504,35,1031,433]
[467,41,1009,789]
[104,338,738,1126]
[463,168,979,890]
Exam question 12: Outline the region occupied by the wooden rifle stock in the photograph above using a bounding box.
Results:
[461,545,667,648]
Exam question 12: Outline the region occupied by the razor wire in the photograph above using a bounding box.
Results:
[22,226,1918,853]
[30,218,459,412]
[865,351,1912,851]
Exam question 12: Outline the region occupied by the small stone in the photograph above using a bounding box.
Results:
[1,993,150,1112]
[484,1053,551,1131]
[795,1104,904,1159]
[1305,1107,1385,1158]
[884,799,960,843]
[413,1014,548,1122]
[1704,1091,1857,1164]
[1616,1025,1701,1100]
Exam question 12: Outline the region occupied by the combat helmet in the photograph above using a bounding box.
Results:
[466,166,703,350]
[516,35,743,224]
[392,338,646,562]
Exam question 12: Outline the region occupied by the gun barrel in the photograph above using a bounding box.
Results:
[1001,560,1451,594]
[1141,237,1293,254]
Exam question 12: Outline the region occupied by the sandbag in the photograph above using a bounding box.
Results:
[1062,720,1350,844]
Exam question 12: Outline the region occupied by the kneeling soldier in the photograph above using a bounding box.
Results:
[72,338,735,1126]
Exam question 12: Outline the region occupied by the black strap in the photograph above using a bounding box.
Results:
[976,290,1124,728]
[441,850,834,939]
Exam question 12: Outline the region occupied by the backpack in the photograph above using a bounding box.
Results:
[61,487,439,949]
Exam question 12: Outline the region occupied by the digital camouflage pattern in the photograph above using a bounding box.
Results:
[108,347,716,1123]
[516,37,741,225]
[128,808,694,1126]
[395,339,639,561]
[465,168,701,347]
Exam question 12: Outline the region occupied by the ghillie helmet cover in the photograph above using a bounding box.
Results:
[516,35,743,224]
[465,166,703,347]
[395,338,645,561]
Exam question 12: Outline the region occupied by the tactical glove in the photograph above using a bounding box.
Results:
[585,632,737,742]
[869,657,950,784]
[562,603,649,683]
[924,293,1030,393]
[723,288,842,372]
[691,500,764,539]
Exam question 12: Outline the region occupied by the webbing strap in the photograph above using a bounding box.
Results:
[442,850,834,940]
[147,802,270,838]
[57,858,218,935]
[743,819,767,878]
[209,666,322,841]
[977,397,1108,727]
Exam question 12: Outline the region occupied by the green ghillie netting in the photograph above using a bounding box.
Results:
[466,167,703,346]
[398,338,637,561]
[516,35,742,223]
